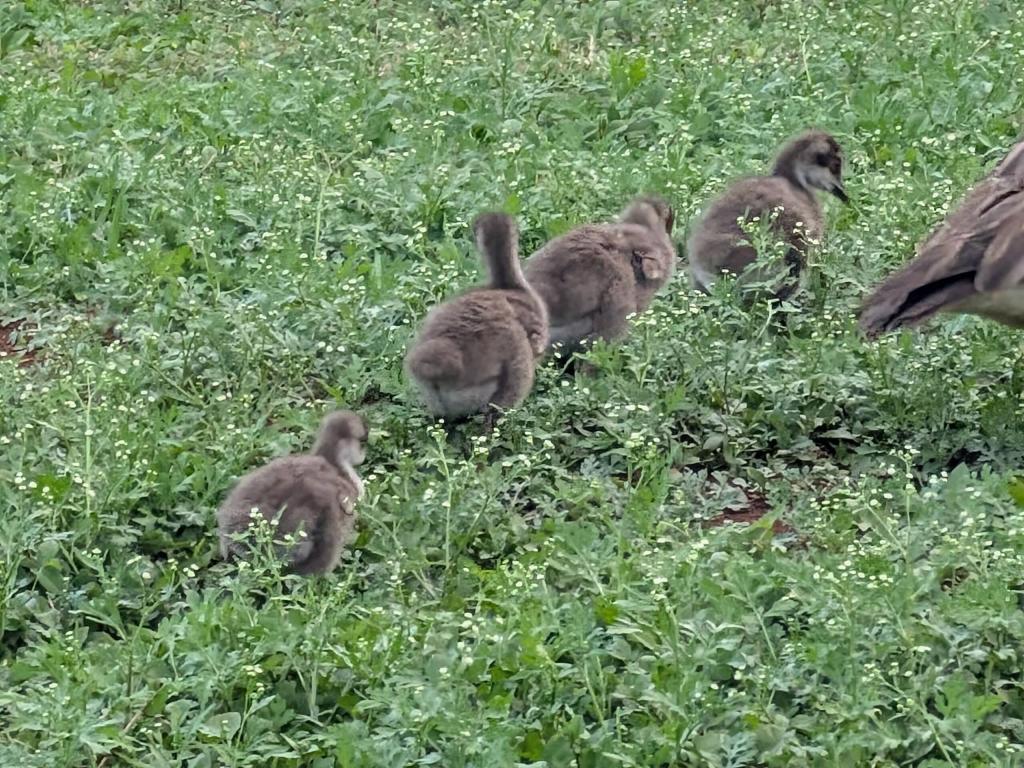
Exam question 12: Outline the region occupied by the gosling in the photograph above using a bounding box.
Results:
[405,212,547,426]
[217,410,367,576]
[524,195,676,351]
[687,130,848,300]
[859,140,1024,334]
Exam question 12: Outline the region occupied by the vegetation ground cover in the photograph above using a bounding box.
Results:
[2,1,1024,765]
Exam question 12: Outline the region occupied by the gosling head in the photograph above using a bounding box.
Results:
[772,130,848,203]
[313,410,368,469]
[619,195,675,235]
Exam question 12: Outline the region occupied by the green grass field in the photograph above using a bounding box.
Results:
[3,1,1024,765]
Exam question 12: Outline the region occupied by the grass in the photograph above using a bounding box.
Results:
[2,0,1024,765]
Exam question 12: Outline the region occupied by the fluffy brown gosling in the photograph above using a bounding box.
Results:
[217,410,367,576]
[405,212,547,427]
[688,130,848,300]
[524,195,676,352]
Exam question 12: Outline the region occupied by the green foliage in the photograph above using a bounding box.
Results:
[2,0,1024,765]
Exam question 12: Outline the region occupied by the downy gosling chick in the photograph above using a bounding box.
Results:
[688,130,848,300]
[859,140,1024,334]
[217,410,367,576]
[524,195,676,351]
[405,212,548,425]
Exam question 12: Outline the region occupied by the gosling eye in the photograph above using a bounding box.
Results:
[814,152,831,167]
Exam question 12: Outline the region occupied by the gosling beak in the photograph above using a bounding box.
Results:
[831,182,849,204]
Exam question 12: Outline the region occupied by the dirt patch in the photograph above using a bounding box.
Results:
[100,323,121,346]
[704,509,795,536]
[702,487,798,537]
[357,384,400,407]
[0,320,40,367]
[82,306,122,347]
